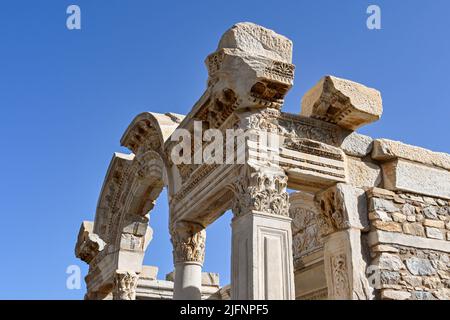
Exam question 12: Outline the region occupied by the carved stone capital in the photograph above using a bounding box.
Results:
[315,183,368,237]
[170,221,206,265]
[113,271,138,300]
[232,166,289,218]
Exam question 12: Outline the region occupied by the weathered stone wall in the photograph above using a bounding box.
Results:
[367,187,450,300]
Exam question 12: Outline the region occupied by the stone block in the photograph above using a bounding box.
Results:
[374,253,404,271]
[402,223,425,237]
[425,227,444,240]
[347,156,382,188]
[140,266,159,280]
[405,257,436,276]
[369,197,398,213]
[380,159,450,200]
[301,75,382,130]
[381,289,410,300]
[372,139,450,171]
[202,273,220,287]
[368,210,392,222]
[340,132,373,157]
[423,219,445,229]
[372,221,402,233]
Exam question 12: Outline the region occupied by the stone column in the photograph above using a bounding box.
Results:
[171,221,206,300]
[231,166,295,300]
[316,183,374,300]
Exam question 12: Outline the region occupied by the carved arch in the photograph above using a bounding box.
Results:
[83,112,185,298]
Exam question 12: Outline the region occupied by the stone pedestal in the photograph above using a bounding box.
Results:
[231,212,295,300]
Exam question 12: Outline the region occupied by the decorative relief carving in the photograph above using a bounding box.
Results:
[113,271,138,300]
[284,138,344,161]
[197,89,239,130]
[315,187,350,237]
[247,108,281,132]
[231,167,289,217]
[263,60,295,83]
[279,112,339,146]
[173,164,219,202]
[135,150,164,180]
[290,207,322,258]
[171,222,206,264]
[329,253,351,299]
[206,50,225,80]
[126,120,162,155]
[250,81,288,109]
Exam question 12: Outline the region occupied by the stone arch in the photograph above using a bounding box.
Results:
[78,112,184,299]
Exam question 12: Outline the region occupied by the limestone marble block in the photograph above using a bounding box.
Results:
[323,229,374,299]
[346,156,382,188]
[381,159,450,199]
[372,139,450,170]
[301,76,382,130]
[340,132,374,157]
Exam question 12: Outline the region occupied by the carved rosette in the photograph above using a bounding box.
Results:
[232,167,289,218]
[113,271,139,300]
[315,186,350,237]
[171,222,206,265]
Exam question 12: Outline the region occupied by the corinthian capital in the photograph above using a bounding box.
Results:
[113,271,138,300]
[170,221,206,265]
[232,166,289,218]
[315,183,368,237]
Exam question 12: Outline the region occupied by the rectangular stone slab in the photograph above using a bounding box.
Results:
[381,159,450,199]
[372,139,450,171]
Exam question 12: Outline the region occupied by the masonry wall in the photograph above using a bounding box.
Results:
[367,187,450,300]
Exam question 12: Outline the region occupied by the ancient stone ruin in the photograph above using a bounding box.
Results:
[75,22,450,300]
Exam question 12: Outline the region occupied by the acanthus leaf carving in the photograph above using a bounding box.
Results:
[113,271,139,300]
[170,221,206,265]
[232,166,289,217]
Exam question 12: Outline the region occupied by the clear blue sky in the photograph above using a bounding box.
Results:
[0,0,449,299]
